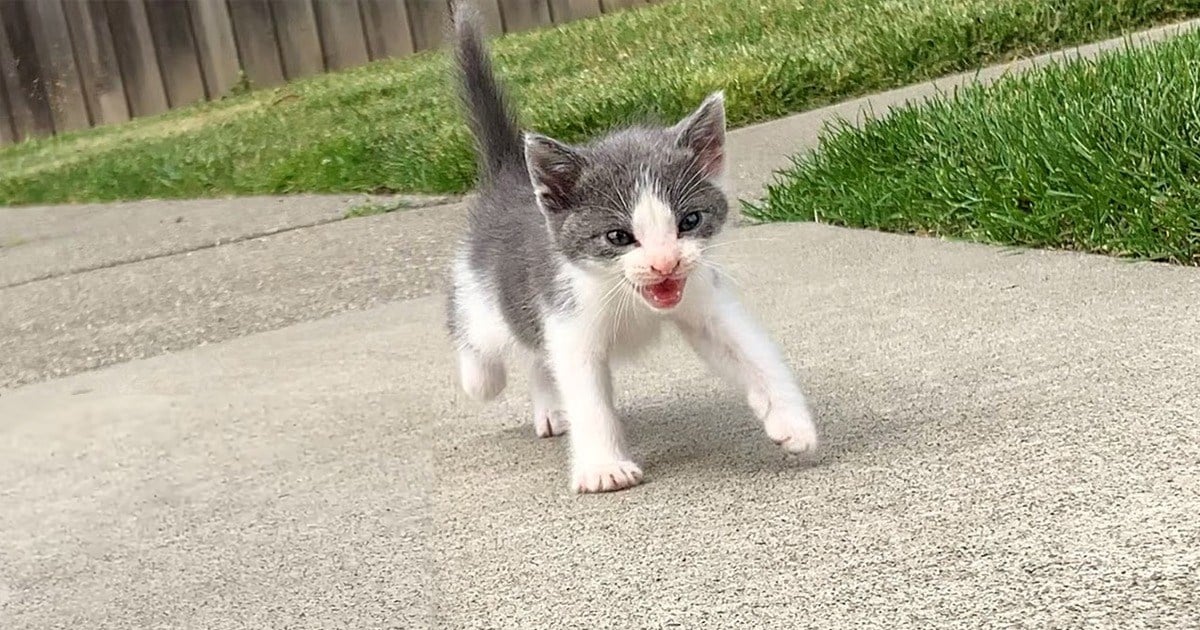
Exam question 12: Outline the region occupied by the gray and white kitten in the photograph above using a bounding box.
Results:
[447,4,816,493]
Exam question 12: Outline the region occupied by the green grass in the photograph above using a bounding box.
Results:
[748,30,1200,265]
[2,0,1199,206]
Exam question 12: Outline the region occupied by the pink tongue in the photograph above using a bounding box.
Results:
[641,278,686,309]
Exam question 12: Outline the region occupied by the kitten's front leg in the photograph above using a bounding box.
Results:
[529,358,567,438]
[675,284,818,453]
[545,318,643,493]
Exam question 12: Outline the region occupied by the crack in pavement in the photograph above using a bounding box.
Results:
[0,215,349,290]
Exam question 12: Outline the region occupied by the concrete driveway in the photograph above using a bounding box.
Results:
[2,23,1199,628]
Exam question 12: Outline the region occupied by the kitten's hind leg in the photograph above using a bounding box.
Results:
[458,345,506,401]
[530,358,567,438]
[450,258,512,401]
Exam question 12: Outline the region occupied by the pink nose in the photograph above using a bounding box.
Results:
[650,257,680,276]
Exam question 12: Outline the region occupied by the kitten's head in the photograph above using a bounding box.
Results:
[525,92,729,310]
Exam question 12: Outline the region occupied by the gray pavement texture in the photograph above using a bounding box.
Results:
[3,225,1198,628]
[1,200,465,389]
[3,18,1200,629]
[0,193,459,288]
[3,18,1198,391]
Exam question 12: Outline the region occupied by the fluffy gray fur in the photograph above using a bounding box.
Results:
[446,3,729,350]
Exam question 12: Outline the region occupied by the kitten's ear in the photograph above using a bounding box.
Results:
[524,133,585,214]
[673,91,726,179]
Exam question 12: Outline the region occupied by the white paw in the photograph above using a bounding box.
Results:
[571,459,644,493]
[763,403,819,454]
[533,408,568,438]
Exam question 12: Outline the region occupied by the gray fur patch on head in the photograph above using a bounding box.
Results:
[527,92,730,265]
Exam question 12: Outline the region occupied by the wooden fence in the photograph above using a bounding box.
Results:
[0,0,657,146]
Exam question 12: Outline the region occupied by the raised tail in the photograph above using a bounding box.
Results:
[452,2,524,183]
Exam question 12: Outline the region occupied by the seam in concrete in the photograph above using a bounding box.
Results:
[0,194,465,290]
[0,215,351,291]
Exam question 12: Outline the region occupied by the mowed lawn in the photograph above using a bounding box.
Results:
[749,29,1200,265]
[2,0,1200,205]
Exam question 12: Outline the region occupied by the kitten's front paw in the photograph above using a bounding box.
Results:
[533,408,567,438]
[763,404,819,454]
[571,459,644,493]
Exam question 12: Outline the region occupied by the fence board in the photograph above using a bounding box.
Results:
[104,0,169,117]
[0,76,14,144]
[227,0,285,88]
[313,0,369,71]
[407,0,450,52]
[144,0,206,108]
[359,0,414,60]
[500,0,551,32]
[25,0,91,132]
[0,1,55,138]
[600,0,640,11]
[548,0,601,23]
[188,0,240,98]
[476,1,504,34]
[62,0,129,126]
[270,0,324,79]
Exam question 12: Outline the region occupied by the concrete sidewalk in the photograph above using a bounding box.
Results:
[0,199,467,388]
[2,225,1197,628]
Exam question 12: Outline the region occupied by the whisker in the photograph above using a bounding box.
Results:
[672,156,706,203]
[580,276,626,344]
[700,259,744,289]
[699,237,783,252]
[612,284,632,346]
[594,188,627,213]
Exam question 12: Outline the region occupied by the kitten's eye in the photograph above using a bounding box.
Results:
[678,211,702,233]
[606,230,635,246]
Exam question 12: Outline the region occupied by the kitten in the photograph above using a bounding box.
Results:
[446,2,817,493]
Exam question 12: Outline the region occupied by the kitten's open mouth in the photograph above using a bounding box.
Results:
[638,277,687,309]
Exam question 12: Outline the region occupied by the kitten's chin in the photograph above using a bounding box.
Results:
[637,277,687,310]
